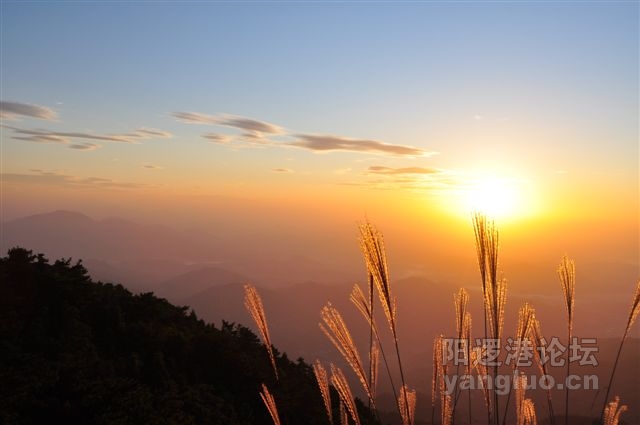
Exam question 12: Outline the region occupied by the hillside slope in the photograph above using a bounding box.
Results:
[0,247,375,425]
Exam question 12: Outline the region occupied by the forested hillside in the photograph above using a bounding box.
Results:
[0,248,375,425]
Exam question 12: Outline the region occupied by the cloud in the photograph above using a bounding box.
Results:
[0,169,153,189]
[3,124,172,151]
[172,111,219,125]
[202,133,231,144]
[134,127,172,138]
[174,111,437,159]
[289,134,428,156]
[172,111,282,134]
[143,164,163,170]
[338,165,463,191]
[13,134,69,144]
[367,166,439,175]
[272,168,292,173]
[69,142,100,151]
[221,116,281,134]
[0,101,57,120]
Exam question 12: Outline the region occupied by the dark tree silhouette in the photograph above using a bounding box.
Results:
[0,248,378,425]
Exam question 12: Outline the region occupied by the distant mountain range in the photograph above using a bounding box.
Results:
[0,210,360,289]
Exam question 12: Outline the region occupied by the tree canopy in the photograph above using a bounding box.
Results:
[0,247,375,425]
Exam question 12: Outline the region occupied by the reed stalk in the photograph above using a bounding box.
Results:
[557,256,575,425]
[600,280,640,424]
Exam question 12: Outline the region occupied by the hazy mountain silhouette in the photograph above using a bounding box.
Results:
[0,210,226,262]
[155,266,250,301]
[0,210,359,288]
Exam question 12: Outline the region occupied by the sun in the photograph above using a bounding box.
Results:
[466,176,518,218]
[431,169,540,223]
[462,174,523,220]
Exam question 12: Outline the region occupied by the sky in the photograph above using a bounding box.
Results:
[1,2,638,288]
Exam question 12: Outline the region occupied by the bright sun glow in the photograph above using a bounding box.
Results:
[452,173,534,222]
[465,176,519,218]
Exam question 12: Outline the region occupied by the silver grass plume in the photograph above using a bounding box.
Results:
[313,360,333,425]
[320,302,374,405]
[244,284,278,379]
[398,385,417,425]
[358,221,396,335]
[359,221,410,423]
[603,396,628,425]
[259,383,282,425]
[557,256,575,425]
[528,317,555,425]
[331,364,362,425]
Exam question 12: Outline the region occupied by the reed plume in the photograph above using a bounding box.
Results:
[313,360,333,425]
[522,399,537,425]
[603,396,628,425]
[452,288,470,424]
[367,273,376,406]
[259,383,282,425]
[558,256,576,337]
[359,222,396,334]
[475,214,503,339]
[359,221,410,424]
[515,374,536,425]
[473,213,489,299]
[320,302,374,406]
[455,288,470,341]
[441,393,453,425]
[515,303,535,352]
[439,338,451,425]
[370,342,379,401]
[473,212,506,425]
[330,364,362,425]
[244,284,278,379]
[485,276,508,341]
[557,256,575,425]
[470,345,492,417]
[398,385,417,425]
[503,303,536,425]
[351,283,398,408]
[351,283,374,328]
[431,335,444,425]
[340,402,349,425]
[464,311,473,425]
[601,280,640,423]
[528,317,555,425]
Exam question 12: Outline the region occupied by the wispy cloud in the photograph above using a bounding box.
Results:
[1,170,154,189]
[69,142,100,151]
[172,112,282,134]
[3,124,172,151]
[338,165,463,191]
[272,168,293,173]
[134,127,173,138]
[175,111,432,158]
[366,165,439,175]
[202,133,231,144]
[12,134,68,144]
[289,134,429,157]
[0,101,57,120]
[143,163,163,170]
